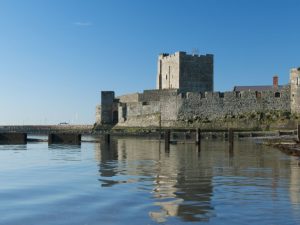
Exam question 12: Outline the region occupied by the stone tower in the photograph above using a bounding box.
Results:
[156,51,213,92]
[98,91,119,124]
[290,68,300,114]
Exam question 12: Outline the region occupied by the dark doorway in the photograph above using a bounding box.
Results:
[112,111,118,124]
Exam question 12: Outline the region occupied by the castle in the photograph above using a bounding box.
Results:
[96,51,300,129]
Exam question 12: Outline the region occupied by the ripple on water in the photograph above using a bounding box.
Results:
[0,139,300,225]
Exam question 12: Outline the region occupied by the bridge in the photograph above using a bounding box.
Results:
[0,125,93,134]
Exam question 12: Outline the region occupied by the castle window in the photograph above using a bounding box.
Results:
[166,74,167,80]
[275,92,280,98]
[235,91,241,98]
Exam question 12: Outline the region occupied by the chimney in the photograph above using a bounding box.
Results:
[273,75,278,89]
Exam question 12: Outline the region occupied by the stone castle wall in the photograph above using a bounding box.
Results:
[115,86,291,128]
[117,90,178,127]
[178,86,290,122]
[139,89,179,102]
[118,93,140,103]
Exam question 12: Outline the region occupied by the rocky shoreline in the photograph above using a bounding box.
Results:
[262,136,300,157]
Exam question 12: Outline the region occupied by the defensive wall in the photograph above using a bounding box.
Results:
[178,86,290,122]
[97,85,292,129]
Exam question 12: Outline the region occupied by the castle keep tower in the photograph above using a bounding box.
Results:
[290,68,300,114]
[156,51,213,92]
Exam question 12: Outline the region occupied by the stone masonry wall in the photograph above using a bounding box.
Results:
[179,53,213,92]
[156,53,180,89]
[117,101,160,127]
[100,91,119,124]
[290,68,300,114]
[118,93,140,103]
[139,89,179,102]
[156,52,213,93]
[178,86,290,122]
[117,89,179,127]
[116,86,291,128]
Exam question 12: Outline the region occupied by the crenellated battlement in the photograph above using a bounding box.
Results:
[178,86,289,101]
[159,51,212,60]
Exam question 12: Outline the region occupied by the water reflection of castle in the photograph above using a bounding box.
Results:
[290,159,300,211]
[94,138,300,223]
[94,139,213,222]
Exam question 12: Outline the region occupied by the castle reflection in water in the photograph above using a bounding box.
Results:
[93,137,300,223]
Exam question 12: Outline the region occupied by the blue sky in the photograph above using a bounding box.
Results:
[1,0,300,125]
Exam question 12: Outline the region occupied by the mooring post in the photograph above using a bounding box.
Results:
[196,128,201,152]
[228,128,234,152]
[165,130,170,151]
[159,112,162,140]
[48,133,53,144]
[298,124,300,142]
[196,128,201,144]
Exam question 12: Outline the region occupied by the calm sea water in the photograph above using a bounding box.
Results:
[0,136,300,225]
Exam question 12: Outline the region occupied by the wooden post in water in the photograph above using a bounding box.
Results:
[228,128,234,152]
[159,112,162,140]
[298,124,300,142]
[165,130,170,151]
[196,128,201,152]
